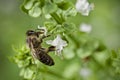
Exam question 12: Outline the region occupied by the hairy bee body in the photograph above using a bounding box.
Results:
[35,48,54,66]
[26,30,55,66]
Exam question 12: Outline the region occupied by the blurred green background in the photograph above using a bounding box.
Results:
[0,0,120,80]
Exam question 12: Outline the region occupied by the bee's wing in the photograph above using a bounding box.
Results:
[26,37,32,49]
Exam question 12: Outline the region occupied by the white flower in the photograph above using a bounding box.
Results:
[75,0,94,16]
[79,23,92,33]
[38,25,47,36]
[79,67,91,78]
[46,35,67,56]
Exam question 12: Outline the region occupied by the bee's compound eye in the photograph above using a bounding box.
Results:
[26,30,35,36]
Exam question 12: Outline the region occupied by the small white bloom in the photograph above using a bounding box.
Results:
[38,25,47,36]
[79,23,92,33]
[75,0,94,16]
[79,67,91,78]
[46,35,67,56]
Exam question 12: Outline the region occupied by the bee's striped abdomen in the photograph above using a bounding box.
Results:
[36,49,54,66]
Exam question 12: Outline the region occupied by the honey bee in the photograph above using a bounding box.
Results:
[26,29,55,66]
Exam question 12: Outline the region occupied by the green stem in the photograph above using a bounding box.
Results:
[50,12,63,24]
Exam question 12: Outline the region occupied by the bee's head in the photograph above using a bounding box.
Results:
[26,30,36,36]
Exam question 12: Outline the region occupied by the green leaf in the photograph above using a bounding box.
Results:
[50,12,64,24]
[28,2,41,17]
[21,0,34,14]
[53,0,63,3]
[17,60,25,68]
[63,8,77,17]
[77,48,92,59]
[62,22,76,34]
[39,0,45,7]
[111,49,120,74]
[43,1,58,14]
[55,25,65,33]
[63,62,80,78]
[93,50,110,66]
[44,14,52,19]
[20,68,25,77]
[111,50,117,59]
[21,5,28,14]
[50,24,65,34]
[76,40,99,59]
[24,0,34,10]
[95,41,106,51]
[44,22,56,32]
[57,1,73,10]
[24,68,35,79]
[63,46,75,59]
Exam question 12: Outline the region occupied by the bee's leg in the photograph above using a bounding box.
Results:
[48,46,56,52]
[49,46,64,59]
[39,35,50,43]
[32,56,36,64]
[30,52,39,75]
[36,32,44,37]
[41,35,50,39]
[44,46,55,54]
[30,51,36,64]
[31,54,39,77]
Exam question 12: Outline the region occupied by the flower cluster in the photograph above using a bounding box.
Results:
[75,0,94,16]
[79,67,92,78]
[46,35,68,56]
[79,23,92,33]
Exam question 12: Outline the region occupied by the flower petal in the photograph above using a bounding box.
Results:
[46,34,67,56]
[75,0,94,16]
[79,23,92,33]
[46,40,53,45]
